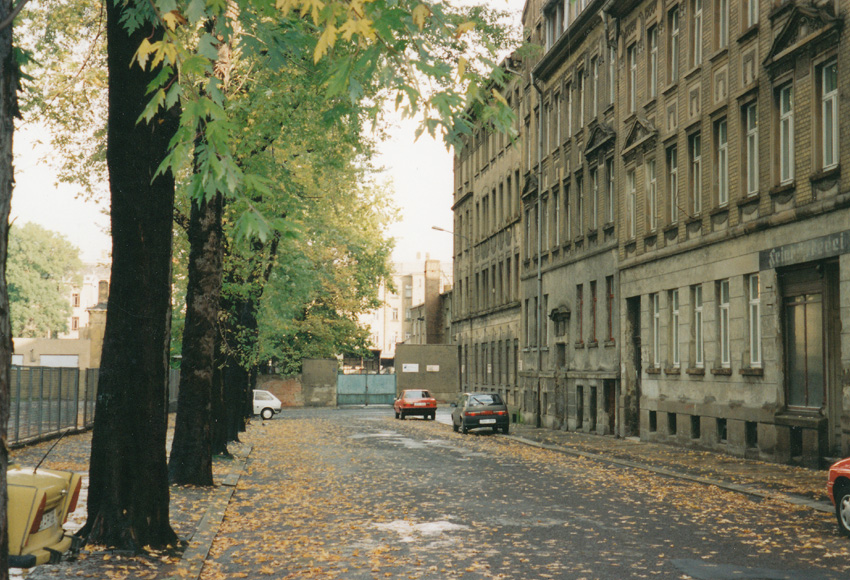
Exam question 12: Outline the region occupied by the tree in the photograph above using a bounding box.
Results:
[79,0,180,549]
[7,223,82,337]
[0,0,17,572]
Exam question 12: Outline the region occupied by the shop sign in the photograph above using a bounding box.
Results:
[759,230,850,270]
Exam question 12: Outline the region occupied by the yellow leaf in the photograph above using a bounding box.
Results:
[411,4,431,31]
[133,38,154,69]
[457,57,467,81]
[492,88,508,106]
[455,21,476,38]
[313,24,337,63]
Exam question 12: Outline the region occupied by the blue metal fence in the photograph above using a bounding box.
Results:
[337,373,396,406]
[9,366,98,447]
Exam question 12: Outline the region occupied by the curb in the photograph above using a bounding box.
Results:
[507,434,833,514]
[165,444,253,580]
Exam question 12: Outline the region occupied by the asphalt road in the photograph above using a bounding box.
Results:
[201,407,850,580]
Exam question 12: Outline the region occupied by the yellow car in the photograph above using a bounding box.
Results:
[7,465,82,568]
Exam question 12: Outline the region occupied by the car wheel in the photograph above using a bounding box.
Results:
[400,411,405,420]
[430,413,436,421]
[836,485,850,536]
[261,408,274,420]
[452,420,459,432]
[501,425,510,435]
[461,423,469,435]
[394,410,399,419]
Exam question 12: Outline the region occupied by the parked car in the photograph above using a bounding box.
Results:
[253,389,282,420]
[828,456,850,536]
[394,389,437,420]
[451,392,509,434]
[8,465,82,568]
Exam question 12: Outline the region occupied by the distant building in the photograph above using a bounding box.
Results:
[360,257,452,360]
[13,259,110,370]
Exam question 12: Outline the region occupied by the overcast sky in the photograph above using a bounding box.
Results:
[11,0,526,267]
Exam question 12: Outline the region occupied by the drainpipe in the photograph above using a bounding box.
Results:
[532,71,544,429]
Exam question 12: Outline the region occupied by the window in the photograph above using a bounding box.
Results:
[820,59,838,170]
[647,158,657,231]
[553,187,561,247]
[542,295,549,347]
[744,103,758,195]
[71,317,79,331]
[392,308,399,320]
[606,276,615,342]
[578,70,585,128]
[555,92,562,143]
[566,82,573,137]
[748,274,761,367]
[590,281,597,343]
[745,0,758,28]
[715,118,728,206]
[577,284,584,344]
[628,44,637,113]
[670,289,680,367]
[693,284,704,368]
[591,167,599,229]
[716,0,728,50]
[576,173,584,234]
[564,182,572,241]
[692,0,703,67]
[778,84,794,184]
[525,208,532,259]
[542,195,550,250]
[668,7,680,83]
[651,293,661,366]
[546,101,552,153]
[718,279,730,368]
[668,145,679,223]
[689,133,702,214]
[605,157,615,224]
[591,56,599,117]
[648,26,658,98]
[72,293,81,308]
[608,45,616,105]
[627,169,636,238]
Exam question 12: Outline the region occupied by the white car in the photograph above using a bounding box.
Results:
[253,389,282,420]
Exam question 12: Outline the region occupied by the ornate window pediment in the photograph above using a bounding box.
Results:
[584,122,616,161]
[621,116,658,160]
[763,3,843,75]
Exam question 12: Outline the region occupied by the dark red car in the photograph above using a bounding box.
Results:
[394,389,437,420]
[828,456,850,536]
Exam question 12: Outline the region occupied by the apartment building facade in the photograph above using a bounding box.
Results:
[453,0,850,466]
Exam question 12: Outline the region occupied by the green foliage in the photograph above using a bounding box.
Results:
[7,222,83,337]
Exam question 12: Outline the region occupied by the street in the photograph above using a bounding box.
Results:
[200,408,850,580]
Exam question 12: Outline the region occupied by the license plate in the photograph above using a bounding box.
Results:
[480,418,496,424]
[38,509,58,532]
[414,402,427,406]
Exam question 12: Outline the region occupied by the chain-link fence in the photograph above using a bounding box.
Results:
[9,366,99,447]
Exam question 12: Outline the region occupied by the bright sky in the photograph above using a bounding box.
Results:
[11,0,526,267]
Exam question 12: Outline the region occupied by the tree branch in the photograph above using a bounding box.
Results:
[0,0,31,31]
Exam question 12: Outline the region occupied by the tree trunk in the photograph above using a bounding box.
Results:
[169,193,222,485]
[210,328,229,456]
[81,1,179,549]
[0,2,17,575]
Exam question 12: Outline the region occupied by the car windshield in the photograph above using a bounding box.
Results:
[404,390,431,399]
[468,394,503,406]
[255,392,272,400]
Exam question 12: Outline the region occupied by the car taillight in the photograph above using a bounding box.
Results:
[465,410,507,417]
[65,479,82,522]
[29,495,47,537]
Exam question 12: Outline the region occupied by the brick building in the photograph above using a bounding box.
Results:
[452,0,850,466]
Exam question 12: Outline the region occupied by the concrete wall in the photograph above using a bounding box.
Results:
[256,358,339,407]
[395,344,460,403]
[13,337,93,370]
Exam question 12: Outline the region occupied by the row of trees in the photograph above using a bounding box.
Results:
[0,0,519,574]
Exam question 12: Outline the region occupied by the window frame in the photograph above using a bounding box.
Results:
[715,118,728,207]
[820,58,839,171]
[693,284,704,368]
[778,84,795,185]
[718,279,730,369]
[748,274,762,368]
[668,145,679,224]
[690,133,702,214]
[670,289,680,368]
[692,0,703,67]
[628,43,637,113]
[627,168,636,239]
[651,293,661,367]
[647,158,658,232]
[669,6,680,83]
[648,25,658,99]
[744,102,759,196]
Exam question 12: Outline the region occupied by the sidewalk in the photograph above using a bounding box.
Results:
[10,428,251,580]
[508,422,833,514]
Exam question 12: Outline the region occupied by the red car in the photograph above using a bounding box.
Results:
[394,389,437,421]
[828,457,850,536]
